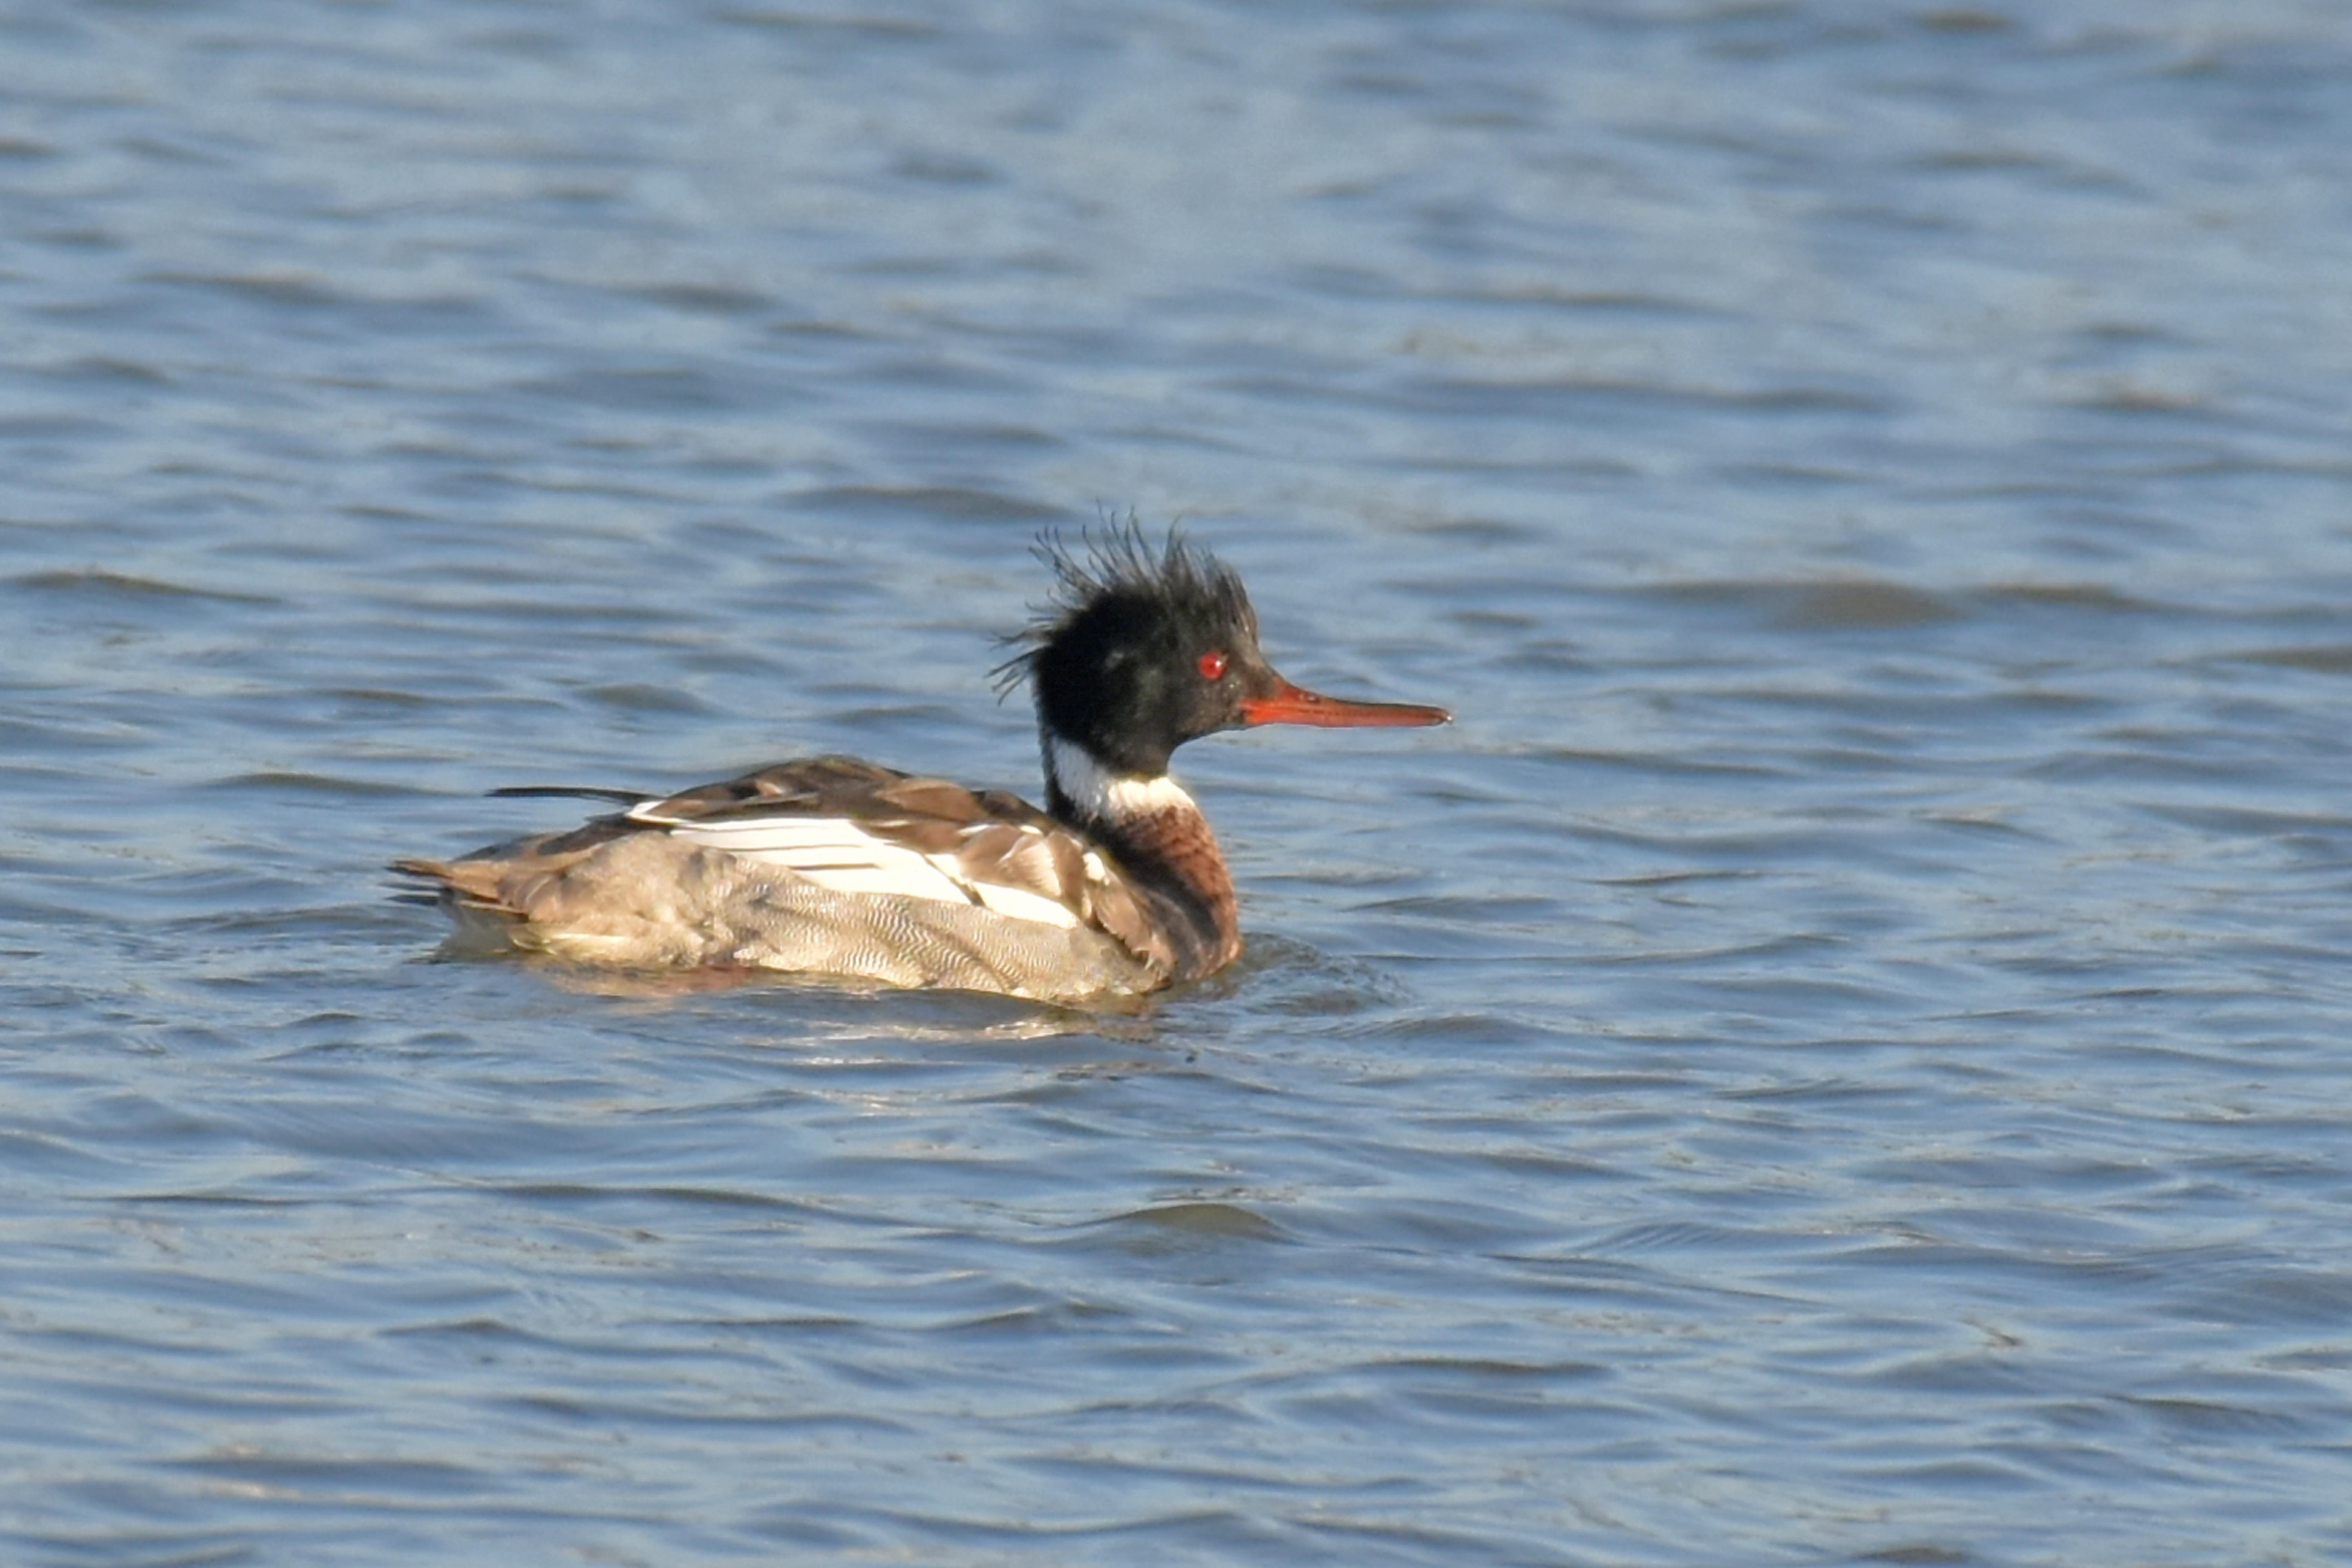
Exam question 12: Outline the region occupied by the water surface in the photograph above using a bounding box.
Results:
[5,2,2352,1564]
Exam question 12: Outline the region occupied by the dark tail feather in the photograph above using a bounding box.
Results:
[388,857,456,906]
[488,785,648,805]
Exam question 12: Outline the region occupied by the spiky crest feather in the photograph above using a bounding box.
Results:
[991,521,1256,699]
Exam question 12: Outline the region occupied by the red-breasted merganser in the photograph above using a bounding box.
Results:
[394,531,1450,1002]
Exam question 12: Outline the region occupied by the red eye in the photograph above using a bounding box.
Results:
[1198,650,1229,681]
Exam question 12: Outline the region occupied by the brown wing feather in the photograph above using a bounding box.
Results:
[1068,855,1177,975]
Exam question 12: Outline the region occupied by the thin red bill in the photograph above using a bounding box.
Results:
[1238,677,1451,729]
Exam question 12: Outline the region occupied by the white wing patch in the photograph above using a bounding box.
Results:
[965,880,1085,927]
[641,811,1084,930]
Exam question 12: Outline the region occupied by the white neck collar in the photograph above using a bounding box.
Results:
[1046,734,1198,825]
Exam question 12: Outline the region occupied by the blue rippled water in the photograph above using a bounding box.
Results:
[5,2,2352,1564]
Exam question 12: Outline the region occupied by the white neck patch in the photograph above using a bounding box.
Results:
[1047,735,1198,825]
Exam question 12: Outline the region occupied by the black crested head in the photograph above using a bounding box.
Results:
[996,524,1265,777]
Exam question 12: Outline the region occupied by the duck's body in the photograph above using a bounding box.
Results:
[401,753,1218,1000]
[395,532,1448,1004]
